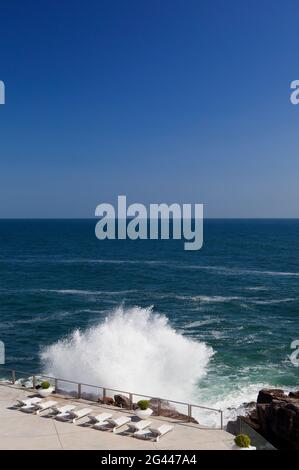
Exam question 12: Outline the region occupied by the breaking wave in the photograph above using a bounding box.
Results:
[40,306,214,403]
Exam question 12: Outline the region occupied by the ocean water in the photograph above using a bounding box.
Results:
[0,219,298,425]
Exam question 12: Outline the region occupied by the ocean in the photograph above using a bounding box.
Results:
[0,219,298,425]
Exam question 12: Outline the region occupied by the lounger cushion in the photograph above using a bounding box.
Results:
[108,416,131,426]
[129,420,152,431]
[18,397,41,406]
[135,425,174,441]
[89,412,112,423]
[94,416,131,431]
[36,400,57,410]
[71,408,93,418]
[93,420,110,430]
[53,405,76,414]
[149,424,174,436]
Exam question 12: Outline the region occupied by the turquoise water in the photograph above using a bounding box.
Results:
[0,219,298,421]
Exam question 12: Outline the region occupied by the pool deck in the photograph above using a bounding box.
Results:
[0,383,234,450]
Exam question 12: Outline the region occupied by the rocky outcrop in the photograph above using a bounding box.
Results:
[114,394,131,409]
[98,396,115,406]
[235,389,299,450]
[149,398,198,424]
[256,389,286,404]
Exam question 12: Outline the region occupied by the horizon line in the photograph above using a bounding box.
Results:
[0,217,299,221]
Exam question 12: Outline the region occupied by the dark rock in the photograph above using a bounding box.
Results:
[149,398,174,411]
[257,389,286,404]
[244,389,299,450]
[98,396,115,406]
[149,399,198,424]
[114,394,131,409]
[227,389,299,450]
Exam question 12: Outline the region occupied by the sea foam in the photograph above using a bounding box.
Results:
[40,306,214,403]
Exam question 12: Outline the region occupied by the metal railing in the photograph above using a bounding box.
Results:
[0,367,224,429]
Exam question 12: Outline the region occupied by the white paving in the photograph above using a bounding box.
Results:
[0,383,234,450]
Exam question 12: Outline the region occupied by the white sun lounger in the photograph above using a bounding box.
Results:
[89,412,113,426]
[17,397,42,407]
[128,420,152,432]
[35,400,58,415]
[108,416,131,433]
[55,411,73,421]
[55,407,92,423]
[52,404,77,415]
[134,424,174,442]
[53,405,78,421]
[69,407,93,423]
[20,401,42,413]
[95,415,131,432]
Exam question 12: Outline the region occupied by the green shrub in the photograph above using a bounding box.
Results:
[137,399,150,410]
[41,380,51,389]
[234,434,251,448]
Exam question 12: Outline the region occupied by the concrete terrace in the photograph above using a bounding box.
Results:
[0,383,234,450]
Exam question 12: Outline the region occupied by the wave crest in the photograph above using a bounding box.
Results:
[40,306,214,402]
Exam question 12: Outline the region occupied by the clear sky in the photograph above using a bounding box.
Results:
[0,0,299,218]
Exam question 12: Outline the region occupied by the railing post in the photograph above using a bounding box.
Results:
[54,378,58,393]
[220,410,224,430]
[157,399,161,416]
[102,387,106,400]
[11,370,16,384]
[77,383,81,399]
[129,393,133,410]
[32,375,36,389]
[188,404,192,422]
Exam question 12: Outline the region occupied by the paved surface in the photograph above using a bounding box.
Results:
[0,383,234,450]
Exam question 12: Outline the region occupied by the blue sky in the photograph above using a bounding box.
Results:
[0,0,299,218]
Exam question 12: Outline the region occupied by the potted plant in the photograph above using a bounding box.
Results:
[135,400,153,420]
[233,434,256,450]
[38,380,54,397]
